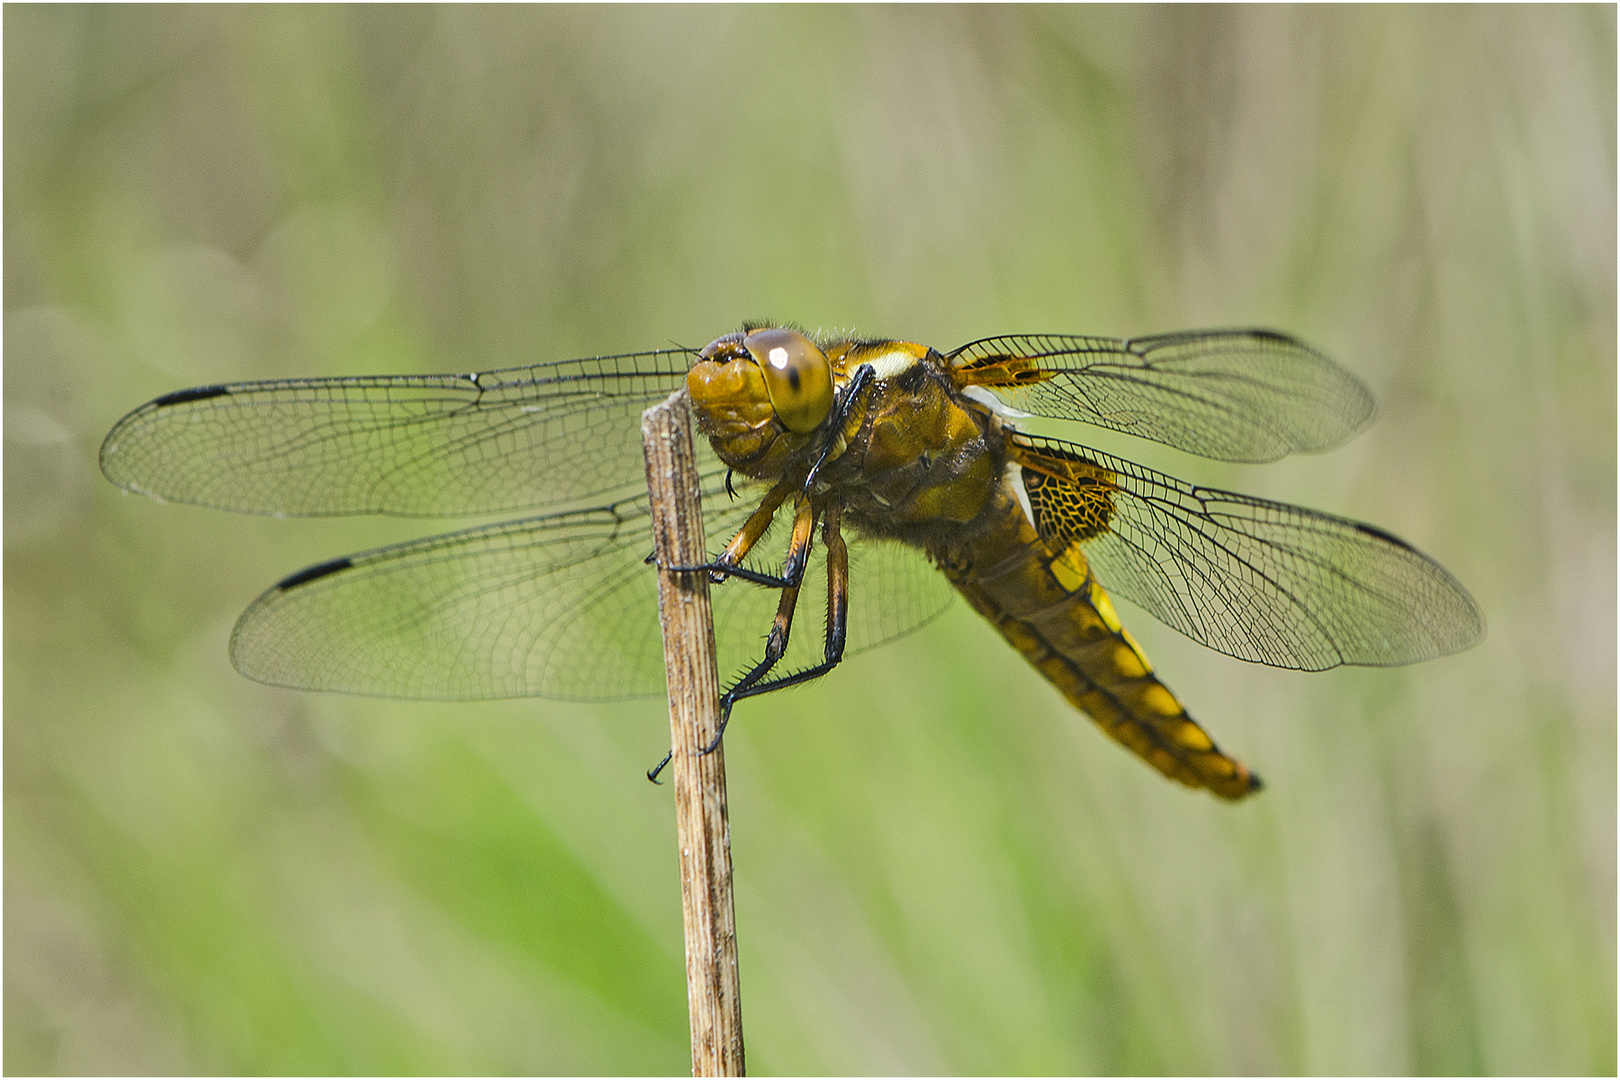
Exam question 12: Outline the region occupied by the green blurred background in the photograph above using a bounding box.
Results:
[6,6,1613,1074]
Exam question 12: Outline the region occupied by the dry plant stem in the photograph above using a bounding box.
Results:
[641,390,746,1077]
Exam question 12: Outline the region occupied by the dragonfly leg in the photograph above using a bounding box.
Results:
[660,476,802,586]
[647,749,674,784]
[648,369,873,782]
[646,496,821,784]
[712,495,818,702]
[701,502,850,756]
[802,364,875,491]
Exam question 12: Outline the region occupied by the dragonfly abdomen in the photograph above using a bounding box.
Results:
[938,495,1260,801]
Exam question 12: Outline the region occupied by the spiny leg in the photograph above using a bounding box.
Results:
[701,502,850,755]
[647,367,874,782]
[709,496,819,726]
[659,475,802,586]
[696,367,871,723]
[803,364,874,488]
[647,495,820,783]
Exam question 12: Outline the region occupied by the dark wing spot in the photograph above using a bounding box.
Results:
[276,556,353,590]
[1351,520,1418,553]
[154,385,230,407]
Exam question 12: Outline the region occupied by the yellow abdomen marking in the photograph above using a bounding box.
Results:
[944,496,1261,800]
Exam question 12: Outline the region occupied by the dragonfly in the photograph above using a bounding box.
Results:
[101,325,1484,799]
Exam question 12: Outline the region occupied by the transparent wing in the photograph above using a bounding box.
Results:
[1014,434,1485,670]
[99,350,695,517]
[950,329,1376,463]
[230,470,954,701]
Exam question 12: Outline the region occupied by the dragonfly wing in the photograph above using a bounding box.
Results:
[100,351,694,517]
[230,470,952,701]
[951,330,1376,463]
[842,536,956,652]
[233,494,674,700]
[1012,435,1485,670]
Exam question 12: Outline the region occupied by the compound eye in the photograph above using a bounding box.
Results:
[744,327,834,434]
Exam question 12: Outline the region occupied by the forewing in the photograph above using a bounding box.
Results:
[1014,435,1485,670]
[100,350,693,517]
[952,330,1376,463]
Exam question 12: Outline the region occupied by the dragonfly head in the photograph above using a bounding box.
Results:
[688,326,834,474]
